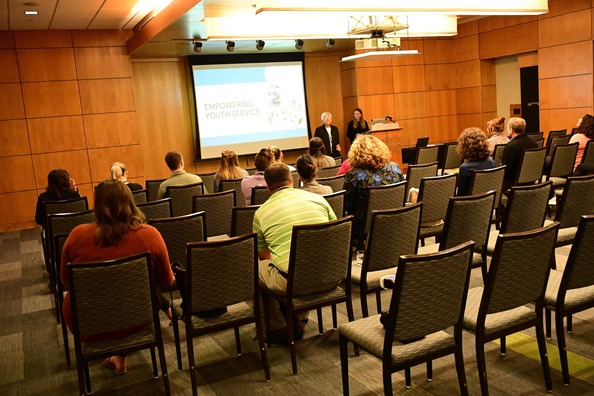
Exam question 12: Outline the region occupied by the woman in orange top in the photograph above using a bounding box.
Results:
[61,179,173,374]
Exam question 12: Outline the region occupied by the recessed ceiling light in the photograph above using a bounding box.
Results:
[24,10,38,15]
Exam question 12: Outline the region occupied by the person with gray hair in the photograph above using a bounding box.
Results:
[501,117,537,190]
[314,111,341,158]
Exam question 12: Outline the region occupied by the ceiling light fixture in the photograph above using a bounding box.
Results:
[193,41,202,53]
[24,10,38,15]
[226,40,235,52]
[256,40,265,50]
[326,39,335,49]
[295,39,304,50]
[341,50,419,62]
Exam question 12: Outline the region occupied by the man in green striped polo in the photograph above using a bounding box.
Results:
[254,163,336,341]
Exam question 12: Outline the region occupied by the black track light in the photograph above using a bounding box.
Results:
[295,39,304,50]
[226,40,235,52]
[326,39,335,49]
[193,41,202,53]
[256,40,265,50]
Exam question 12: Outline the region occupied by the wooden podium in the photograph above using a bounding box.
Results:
[369,122,403,166]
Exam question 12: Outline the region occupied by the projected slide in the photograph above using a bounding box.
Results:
[192,61,309,159]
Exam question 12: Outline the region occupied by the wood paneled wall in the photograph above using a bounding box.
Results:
[0,30,138,232]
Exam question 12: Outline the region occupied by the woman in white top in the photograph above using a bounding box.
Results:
[486,115,509,155]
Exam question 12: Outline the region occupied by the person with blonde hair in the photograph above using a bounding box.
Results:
[308,137,335,169]
[343,135,403,235]
[267,145,296,171]
[486,115,509,155]
[213,149,248,192]
[456,127,495,196]
[60,179,173,374]
[110,161,143,191]
[296,154,332,195]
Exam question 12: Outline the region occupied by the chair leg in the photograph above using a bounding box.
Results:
[500,336,506,356]
[454,345,469,396]
[404,367,411,389]
[262,293,272,348]
[567,314,572,333]
[332,304,338,328]
[476,340,490,396]
[426,360,432,381]
[481,262,488,284]
[535,321,553,392]
[75,360,87,396]
[339,334,350,396]
[255,316,271,381]
[157,341,171,396]
[84,362,91,394]
[383,365,393,395]
[171,311,183,370]
[345,295,359,356]
[545,309,552,339]
[360,292,369,318]
[556,313,570,385]
[286,307,298,374]
[150,347,158,378]
[375,291,382,315]
[316,308,324,335]
[187,334,198,396]
[234,326,242,356]
[60,311,71,366]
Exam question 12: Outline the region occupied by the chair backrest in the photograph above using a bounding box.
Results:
[526,132,544,141]
[197,173,216,193]
[562,215,594,291]
[291,171,300,188]
[317,175,345,192]
[287,216,353,295]
[44,197,89,229]
[251,186,271,205]
[363,203,422,273]
[416,137,429,148]
[385,241,474,342]
[166,182,204,216]
[185,233,257,314]
[442,143,462,172]
[334,157,342,166]
[515,147,546,185]
[500,181,552,234]
[440,191,495,253]
[230,205,260,237]
[131,189,148,204]
[534,138,545,149]
[547,142,578,179]
[68,252,156,337]
[581,140,594,168]
[416,146,439,165]
[192,190,236,237]
[468,165,506,210]
[554,175,594,229]
[547,135,570,156]
[145,179,166,202]
[317,165,342,179]
[406,161,439,191]
[483,223,559,315]
[47,210,96,267]
[492,144,506,167]
[149,212,206,265]
[245,168,257,175]
[137,198,172,220]
[546,129,567,147]
[323,190,346,218]
[361,180,407,235]
[219,178,247,207]
[418,174,458,225]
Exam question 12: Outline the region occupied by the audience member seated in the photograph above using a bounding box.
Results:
[486,115,509,155]
[309,137,335,169]
[241,148,271,205]
[213,149,249,192]
[456,127,495,196]
[157,151,203,199]
[346,107,370,145]
[501,117,537,190]
[296,154,333,195]
[254,163,336,341]
[268,145,296,171]
[570,114,594,170]
[35,169,80,226]
[110,161,143,191]
[60,179,174,374]
[343,135,404,236]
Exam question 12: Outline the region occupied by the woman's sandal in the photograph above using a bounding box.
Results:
[103,357,127,374]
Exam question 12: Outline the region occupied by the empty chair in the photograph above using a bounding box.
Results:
[317,165,341,178]
[339,241,475,394]
[492,144,506,167]
[544,215,594,385]
[318,174,345,192]
[546,129,568,147]
[67,252,170,396]
[547,134,570,156]
[230,205,260,237]
[415,146,439,165]
[417,173,458,243]
[323,190,346,218]
[149,212,206,265]
[166,182,204,217]
[197,172,216,193]
[513,147,547,187]
[352,203,421,318]
[192,190,235,238]
[441,142,462,174]
[146,179,166,202]
[251,186,271,205]
[137,198,172,220]
[468,165,506,228]
[219,178,247,207]
[544,142,578,188]
[262,216,355,374]
[131,189,148,204]
[463,222,559,395]
[534,137,545,149]
[170,234,270,395]
[406,161,439,191]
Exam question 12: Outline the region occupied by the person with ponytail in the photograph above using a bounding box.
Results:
[110,161,143,191]
[308,137,335,169]
[296,154,332,195]
[213,149,248,192]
